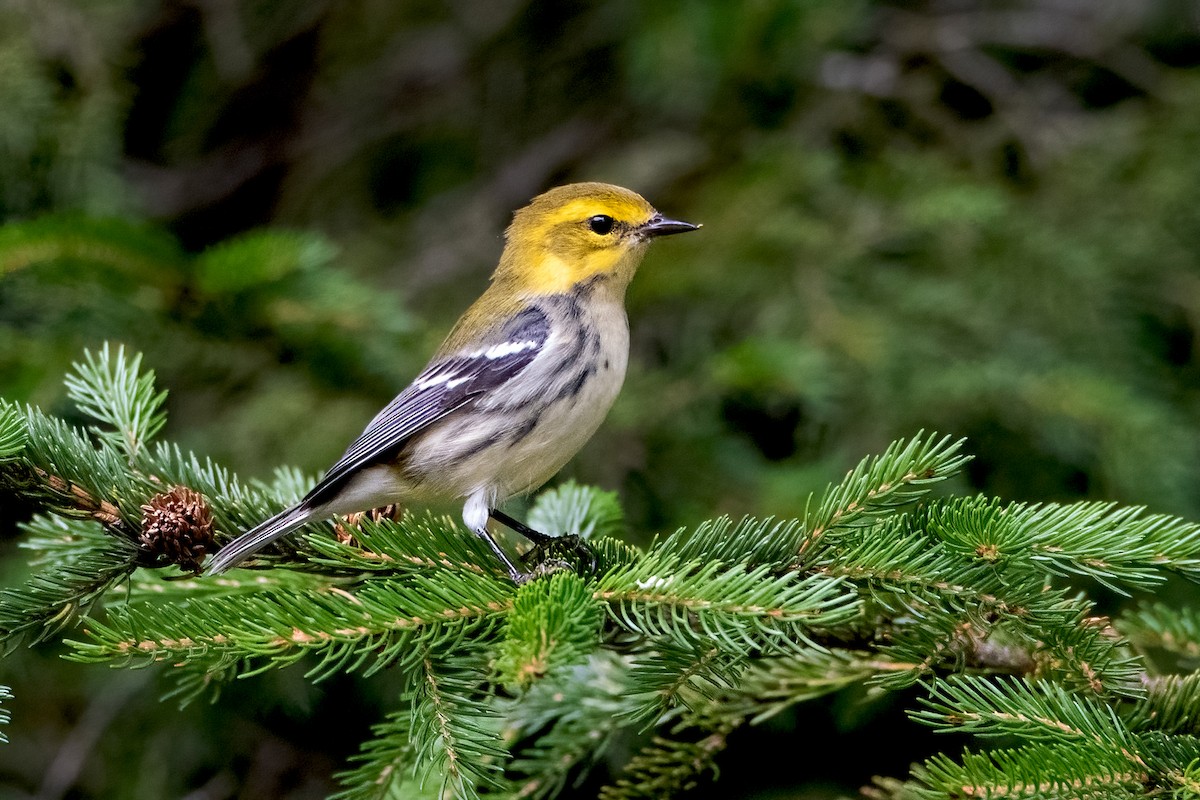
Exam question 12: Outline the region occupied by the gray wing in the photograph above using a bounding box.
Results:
[301,306,549,508]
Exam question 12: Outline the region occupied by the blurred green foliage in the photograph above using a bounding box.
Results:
[4,0,1200,797]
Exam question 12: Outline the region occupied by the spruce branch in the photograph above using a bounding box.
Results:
[63,344,167,465]
[66,571,515,681]
[497,572,603,689]
[2,342,304,554]
[407,649,508,798]
[817,510,1039,610]
[902,732,1200,799]
[595,555,859,653]
[911,741,1147,800]
[0,214,183,280]
[11,349,1200,799]
[27,465,126,528]
[618,643,745,729]
[924,497,1200,594]
[1126,674,1200,736]
[814,496,1147,696]
[699,649,890,725]
[1139,732,1200,796]
[650,433,968,570]
[651,515,808,567]
[912,675,1137,752]
[0,685,10,745]
[872,598,1141,696]
[1118,603,1200,670]
[798,431,970,558]
[1031,616,1144,697]
[17,514,106,568]
[0,403,26,459]
[331,703,418,800]
[261,464,318,506]
[314,646,511,800]
[502,654,627,800]
[0,525,139,653]
[306,512,509,578]
[146,440,287,537]
[125,562,345,602]
[1,400,152,530]
[598,721,735,800]
[902,681,1200,796]
[526,480,624,540]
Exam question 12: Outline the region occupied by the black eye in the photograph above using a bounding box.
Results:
[587,215,615,235]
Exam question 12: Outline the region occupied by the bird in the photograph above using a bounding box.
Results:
[206,182,699,581]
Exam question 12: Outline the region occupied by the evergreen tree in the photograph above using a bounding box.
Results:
[5,348,1200,798]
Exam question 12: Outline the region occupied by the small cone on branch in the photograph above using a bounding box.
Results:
[139,486,215,573]
[334,504,404,545]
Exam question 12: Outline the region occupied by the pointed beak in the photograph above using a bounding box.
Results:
[641,213,701,238]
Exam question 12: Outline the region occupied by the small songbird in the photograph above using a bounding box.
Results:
[207,182,699,581]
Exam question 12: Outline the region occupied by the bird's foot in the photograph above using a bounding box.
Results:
[484,509,598,581]
[513,557,576,585]
[520,533,597,576]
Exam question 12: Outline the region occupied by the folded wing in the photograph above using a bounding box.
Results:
[302,305,550,507]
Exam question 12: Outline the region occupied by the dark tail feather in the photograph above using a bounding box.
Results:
[207,504,314,574]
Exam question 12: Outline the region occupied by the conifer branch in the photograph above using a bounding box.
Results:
[67,572,514,681]
[525,480,624,540]
[816,512,1027,608]
[0,523,138,653]
[1140,732,1200,795]
[502,655,627,800]
[0,404,25,459]
[798,432,970,558]
[11,348,1200,797]
[0,686,11,745]
[407,649,508,798]
[598,722,735,800]
[869,596,1141,697]
[0,401,152,530]
[595,556,859,653]
[923,497,1200,594]
[619,644,744,729]
[331,704,417,800]
[497,573,603,689]
[913,676,1137,752]
[3,462,126,529]
[1118,603,1200,667]
[64,345,167,465]
[306,512,507,578]
[652,516,807,567]
[1126,674,1200,736]
[0,215,183,280]
[910,742,1148,800]
[700,649,888,725]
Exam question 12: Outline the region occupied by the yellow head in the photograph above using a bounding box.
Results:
[492,182,699,296]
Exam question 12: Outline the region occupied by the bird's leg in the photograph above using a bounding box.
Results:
[488,508,554,545]
[471,523,528,584]
[489,508,597,575]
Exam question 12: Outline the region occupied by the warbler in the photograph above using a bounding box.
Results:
[207,182,698,581]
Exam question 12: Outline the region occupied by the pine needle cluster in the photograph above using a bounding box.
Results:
[5,347,1200,798]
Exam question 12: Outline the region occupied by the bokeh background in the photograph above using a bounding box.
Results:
[3,1,1200,797]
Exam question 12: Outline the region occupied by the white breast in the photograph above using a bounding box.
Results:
[399,290,630,506]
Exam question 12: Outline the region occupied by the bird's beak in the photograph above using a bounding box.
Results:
[641,213,701,238]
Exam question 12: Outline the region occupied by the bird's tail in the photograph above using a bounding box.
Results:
[206,504,314,574]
